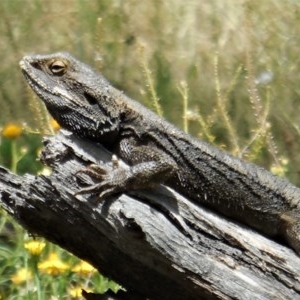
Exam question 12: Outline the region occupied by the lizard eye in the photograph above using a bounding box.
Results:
[49,60,67,76]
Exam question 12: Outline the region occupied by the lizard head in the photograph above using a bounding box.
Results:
[20,52,120,144]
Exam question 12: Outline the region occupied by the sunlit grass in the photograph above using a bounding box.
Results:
[0,232,120,299]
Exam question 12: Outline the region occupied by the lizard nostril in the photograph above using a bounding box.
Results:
[31,61,42,70]
[83,92,98,105]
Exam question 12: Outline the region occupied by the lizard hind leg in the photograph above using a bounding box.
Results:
[280,209,300,255]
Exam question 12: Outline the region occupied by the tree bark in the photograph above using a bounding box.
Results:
[0,131,300,300]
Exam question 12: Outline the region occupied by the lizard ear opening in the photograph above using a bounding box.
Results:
[83,91,98,105]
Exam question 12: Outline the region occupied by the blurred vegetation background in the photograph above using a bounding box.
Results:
[1,0,300,298]
[1,0,300,181]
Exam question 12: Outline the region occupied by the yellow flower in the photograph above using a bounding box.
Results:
[11,268,32,284]
[69,286,93,298]
[72,261,96,276]
[24,240,46,255]
[2,123,23,139]
[50,118,60,131]
[69,286,83,298]
[38,167,52,176]
[270,157,289,177]
[38,252,69,276]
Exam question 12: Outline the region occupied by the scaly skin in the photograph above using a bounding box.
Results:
[20,52,300,254]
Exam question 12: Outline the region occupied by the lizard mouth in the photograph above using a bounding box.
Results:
[20,67,49,101]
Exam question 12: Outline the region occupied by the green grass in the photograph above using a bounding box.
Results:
[1,0,300,298]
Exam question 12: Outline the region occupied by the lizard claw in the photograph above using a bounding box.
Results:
[76,163,108,178]
[74,156,130,199]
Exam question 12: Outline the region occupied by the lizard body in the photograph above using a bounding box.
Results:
[20,52,300,254]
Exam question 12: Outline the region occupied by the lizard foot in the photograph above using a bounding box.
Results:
[75,155,130,199]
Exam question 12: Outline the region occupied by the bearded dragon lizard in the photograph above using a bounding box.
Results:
[20,52,300,254]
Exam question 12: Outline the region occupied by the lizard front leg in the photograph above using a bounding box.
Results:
[75,137,178,199]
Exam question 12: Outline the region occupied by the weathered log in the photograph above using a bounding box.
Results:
[0,131,300,300]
